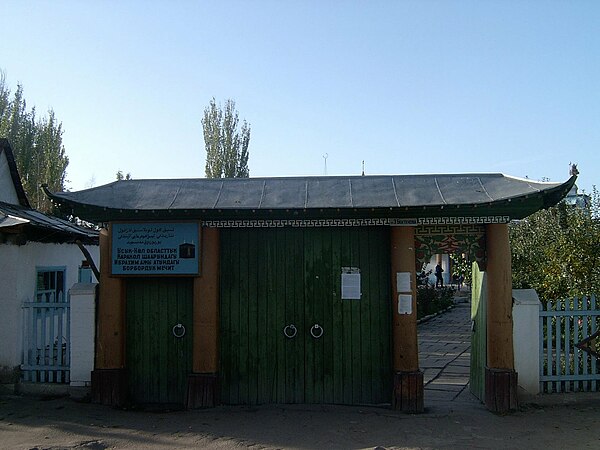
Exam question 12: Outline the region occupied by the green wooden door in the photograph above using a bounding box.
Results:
[220,227,391,405]
[470,262,487,401]
[126,278,193,406]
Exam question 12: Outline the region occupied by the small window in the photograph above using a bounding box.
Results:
[36,268,66,303]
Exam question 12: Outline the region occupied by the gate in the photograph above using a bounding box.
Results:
[540,295,600,392]
[220,226,392,405]
[126,278,193,405]
[469,262,487,401]
[21,291,70,383]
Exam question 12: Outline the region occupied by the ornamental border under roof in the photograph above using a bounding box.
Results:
[200,216,511,228]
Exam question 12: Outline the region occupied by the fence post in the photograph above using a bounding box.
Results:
[69,283,98,393]
[512,289,540,395]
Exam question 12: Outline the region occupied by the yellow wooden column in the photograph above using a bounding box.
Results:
[485,223,518,412]
[188,226,220,408]
[390,226,423,412]
[92,226,127,406]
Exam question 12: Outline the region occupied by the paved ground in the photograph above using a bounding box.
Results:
[1,293,599,449]
[420,295,473,411]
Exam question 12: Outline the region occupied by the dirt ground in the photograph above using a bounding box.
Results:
[1,392,599,450]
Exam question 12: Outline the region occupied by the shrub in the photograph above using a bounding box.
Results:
[416,285,455,319]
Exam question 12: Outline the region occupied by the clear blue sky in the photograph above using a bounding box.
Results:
[1,1,598,194]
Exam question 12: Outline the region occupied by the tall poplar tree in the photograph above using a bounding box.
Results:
[202,98,250,178]
[0,72,69,212]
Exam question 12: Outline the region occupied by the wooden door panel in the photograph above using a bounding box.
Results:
[126,278,192,405]
[470,263,487,401]
[220,227,391,405]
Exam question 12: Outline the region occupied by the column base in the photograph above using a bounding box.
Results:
[91,368,127,407]
[186,373,219,408]
[392,370,424,413]
[485,367,518,413]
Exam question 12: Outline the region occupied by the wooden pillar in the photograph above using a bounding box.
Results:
[485,223,518,412]
[390,226,424,413]
[187,227,220,408]
[92,226,127,406]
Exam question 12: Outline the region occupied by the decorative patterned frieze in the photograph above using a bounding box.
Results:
[416,224,485,235]
[414,232,486,268]
[202,218,396,228]
[417,216,509,225]
[202,216,509,228]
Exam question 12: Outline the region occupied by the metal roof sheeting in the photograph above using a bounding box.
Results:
[0,214,29,228]
[50,173,570,209]
[0,201,98,242]
[46,173,576,223]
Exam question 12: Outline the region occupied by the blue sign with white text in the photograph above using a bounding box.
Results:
[111,222,199,275]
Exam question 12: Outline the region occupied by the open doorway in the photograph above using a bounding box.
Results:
[414,225,484,408]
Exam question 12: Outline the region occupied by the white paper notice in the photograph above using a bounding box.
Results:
[341,273,361,299]
[398,294,413,315]
[396,272,411,292]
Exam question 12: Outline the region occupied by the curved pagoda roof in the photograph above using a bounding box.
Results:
[47,173,576,224]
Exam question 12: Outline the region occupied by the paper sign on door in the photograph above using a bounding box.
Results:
[396,272,411,292]
[398,294,413,315]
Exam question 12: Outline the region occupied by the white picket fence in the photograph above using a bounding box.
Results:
[539,295,599,392]
[21,291,70,383]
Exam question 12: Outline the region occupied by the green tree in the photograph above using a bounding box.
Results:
[202,98,250,178]
[116,170,132,181]
[0,72,69,212]
[450,252,472,286]
[510,189,600,302]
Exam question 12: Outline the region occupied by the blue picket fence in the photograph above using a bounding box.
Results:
[21,291,70,383]
[539,295,599,393]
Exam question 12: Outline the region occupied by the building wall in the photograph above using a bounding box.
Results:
[0,152,19,204]
[512,289,540,395]
[0,241,99,372]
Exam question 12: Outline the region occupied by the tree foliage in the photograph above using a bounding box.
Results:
[450,252,472,286]
[0,72,69,212]
[510,188,600,302]
[116,170,132,181]
[202,98,250,178]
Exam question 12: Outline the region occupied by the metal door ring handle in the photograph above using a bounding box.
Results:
[172,323,186,338]
[311,324,323,339]
[283,324,297,339]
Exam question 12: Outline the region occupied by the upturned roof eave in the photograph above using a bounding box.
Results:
[46,174,577,224]
[47,196,558,224]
